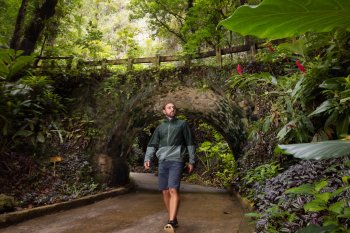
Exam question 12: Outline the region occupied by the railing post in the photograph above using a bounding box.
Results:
[67,56,73,70]
[77,59,83,69]
[127,58,133,70]
[154,54,161,67]
[101,58,108,72]
[245,36,256,60]
[184,55,191,67]
[216,45,222,68]
[250,44,256,58]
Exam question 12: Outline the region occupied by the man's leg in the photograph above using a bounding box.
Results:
[167,161,183,224]
[162,189,170,213]
[159,162,172,218]
[162,188,179,222]
[159,161,183,229]
[168,188,180,221]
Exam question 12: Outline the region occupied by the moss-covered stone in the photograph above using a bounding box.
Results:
[62,64,282,187]
[0,194,15,213]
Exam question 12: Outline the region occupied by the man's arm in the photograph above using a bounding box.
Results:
[144,127,159,169]
[182,122,196,166]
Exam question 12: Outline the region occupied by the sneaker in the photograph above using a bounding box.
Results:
[169,218,178,228]
[163,223,175,233]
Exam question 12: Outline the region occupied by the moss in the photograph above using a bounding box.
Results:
[0,194,15,213]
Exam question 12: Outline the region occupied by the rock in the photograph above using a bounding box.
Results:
[0,194,15,213]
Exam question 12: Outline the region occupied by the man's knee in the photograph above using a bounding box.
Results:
[169,188,179,196]
[162,189,170,196]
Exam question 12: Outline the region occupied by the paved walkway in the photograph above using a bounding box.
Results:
[0,173,253,233]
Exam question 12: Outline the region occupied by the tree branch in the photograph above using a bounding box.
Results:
[154,15,186,43]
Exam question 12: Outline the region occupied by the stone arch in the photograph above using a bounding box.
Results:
[95,86,246,186]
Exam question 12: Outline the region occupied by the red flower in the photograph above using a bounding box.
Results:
[296,60,306,73]
[268,44,275,53]
[236,64,243,75]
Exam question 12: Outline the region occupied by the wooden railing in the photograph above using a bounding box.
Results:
[35,41,281,70]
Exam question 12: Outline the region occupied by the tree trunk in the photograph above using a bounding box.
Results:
[17,0,58,56]
[10,0,28,50]
[187,0,194,10]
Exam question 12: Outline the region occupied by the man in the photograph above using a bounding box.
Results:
[144,102,195,232]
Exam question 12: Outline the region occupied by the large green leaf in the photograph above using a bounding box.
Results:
[8,55,34,78]
[286,183,315,195]
[304,198,327,212]
[219,0,350,39]
[314,180,328,193]
[336,113,350,137]
[309,100,336,117]
[297,224,337,233]
[278,140,350,160]
[329,200,346,214]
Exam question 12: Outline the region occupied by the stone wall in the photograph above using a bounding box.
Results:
[72,66,261,186]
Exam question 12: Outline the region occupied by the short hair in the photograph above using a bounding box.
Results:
[162,101,176,110]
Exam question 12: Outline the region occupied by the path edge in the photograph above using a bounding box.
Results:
[0,182,135,228]
[230,190,256,233]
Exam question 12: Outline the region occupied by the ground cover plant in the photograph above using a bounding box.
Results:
[221,0,350,232]
[244,158,350,232]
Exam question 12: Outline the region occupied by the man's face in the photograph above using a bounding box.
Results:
[163,103,176,118]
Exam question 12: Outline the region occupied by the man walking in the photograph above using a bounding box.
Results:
[144,102,196,232]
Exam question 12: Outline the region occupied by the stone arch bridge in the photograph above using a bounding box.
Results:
[70,65,268,187]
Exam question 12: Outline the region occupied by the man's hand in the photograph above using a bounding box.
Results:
[187,163,194,173]
[144,161,151,170]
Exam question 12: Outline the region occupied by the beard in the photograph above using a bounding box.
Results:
[166,111,175,118]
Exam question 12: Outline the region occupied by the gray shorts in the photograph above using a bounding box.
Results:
[158,160,184,190]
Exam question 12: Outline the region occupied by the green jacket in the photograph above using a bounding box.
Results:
[144,118,196,164]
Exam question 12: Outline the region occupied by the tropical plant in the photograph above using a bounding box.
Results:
[196,122,236,187]
[309,76,350,137]
[228,72,277,90]
[0,48,64,152]
[278,138,350,160]
[243,162,281,185]
[244,158,350,233]
[219,0,350,40]
[286,179,350,233]
[129,0,243,55]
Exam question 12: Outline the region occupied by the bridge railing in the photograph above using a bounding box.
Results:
[34,41,282,70]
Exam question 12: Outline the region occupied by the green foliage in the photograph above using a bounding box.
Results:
[0,49,34,80]
[0,0,21,45]
[74,21,112,59]
[129,0,241,55]
[278,139,350,160]
[296,224,339,233]
[76,21,103,49]
[181,0,238,54]
[220,0,350,39]
[286,179,350,233]
[309,76,350,137]
[58,116,97,146]
[242,162,281,185]
[276,103,315,143]
[228,72,277,90]
[196,122,236,187]
[265,204,297,231]
[0,49,64,152]
[115,26,142,58]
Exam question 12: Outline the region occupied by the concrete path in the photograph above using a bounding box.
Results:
[0,173,253,233]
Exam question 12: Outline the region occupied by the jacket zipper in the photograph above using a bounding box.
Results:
[167,121,171,145]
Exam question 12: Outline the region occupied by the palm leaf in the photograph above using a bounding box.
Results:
[278,140,350,160]
[219,0,350,39]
